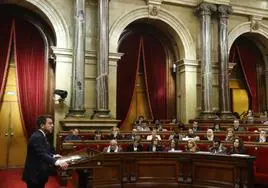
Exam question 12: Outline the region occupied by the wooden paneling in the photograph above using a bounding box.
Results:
[62,152,255,188]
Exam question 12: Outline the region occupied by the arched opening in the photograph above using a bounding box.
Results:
[116,20,178,130]
[229,33,267,117]
[0,4,56,168]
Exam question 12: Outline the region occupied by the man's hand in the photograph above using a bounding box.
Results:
[59,161,68,170]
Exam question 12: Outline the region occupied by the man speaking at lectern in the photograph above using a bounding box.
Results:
[22,115,68,188]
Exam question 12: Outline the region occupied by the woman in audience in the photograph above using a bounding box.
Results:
[256,130,267,143]
[109,126,122,140]
[147,137,162,152]
[246,109,254,123]
[127,135,143,152]
[225,128,235,141]
[185,140,199,152]
[213,123,222,132]
[166,139,179,152]
[204,129,214,141]
[229,137,246,154]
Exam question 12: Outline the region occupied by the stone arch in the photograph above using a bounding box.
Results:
[228,22,268,111]
[2,0,71,48]
[109,6,196,60]
[228,22,268,52]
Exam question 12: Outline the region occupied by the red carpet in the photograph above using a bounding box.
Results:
[0,168,75,188]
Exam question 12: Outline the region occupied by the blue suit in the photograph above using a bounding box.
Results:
[22,130,56,187]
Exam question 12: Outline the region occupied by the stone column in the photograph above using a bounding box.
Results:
[218,5,233,119]
[176,59,198,123]
[92,0,111,118]
[68,0,86,117]
[196,3,217,119]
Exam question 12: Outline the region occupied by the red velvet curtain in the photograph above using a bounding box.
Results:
[0,16,13,100]
[117,34,141,126]
[230,38,259,111]
[143,35,167,119]
[14,19,45,138]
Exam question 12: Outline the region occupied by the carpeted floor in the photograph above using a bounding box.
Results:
[0,168,75,188]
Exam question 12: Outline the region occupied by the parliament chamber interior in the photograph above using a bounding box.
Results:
[1,0,268,187]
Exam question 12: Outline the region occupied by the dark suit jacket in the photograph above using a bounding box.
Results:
[256,137,267,142]
[127,144,143,152]
[22,130,56,184]
[147,144,163,152]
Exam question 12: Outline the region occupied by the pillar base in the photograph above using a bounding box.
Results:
[197,111,218,119]
[220,111,234,120]
[67,109,86,117]
[91,109,111,119]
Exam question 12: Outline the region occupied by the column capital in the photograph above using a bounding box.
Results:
[218,5,233,18]
[196,3,217,16]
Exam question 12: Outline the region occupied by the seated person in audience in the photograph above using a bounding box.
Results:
[233,119,245,131]
[147,137,163,152]
[256,130,267,143]
[103,139,123,153]
[170,117,178,125]
[169,128,183,141]
[204,129,214,141]
[154,119,167,132]
[225,128,235,141]
[146,129,161,140]
[134,115,145,126]
[192,121,200,132]
[64,129,81,141]
[177,122,186,131]
[209,138,227,154]
[182,128,200,141]
[94,129,102,140]
[185,140,199,152]
[246,109,254,123]
[109,126,122,140]
[126,128,137,140]
[213,123,222,132]
[136,120,151,131]
[229,137,246,155]
[127,135,143,152]
[166,139,180,152]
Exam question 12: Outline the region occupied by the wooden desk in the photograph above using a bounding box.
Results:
[60,152,255,188]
